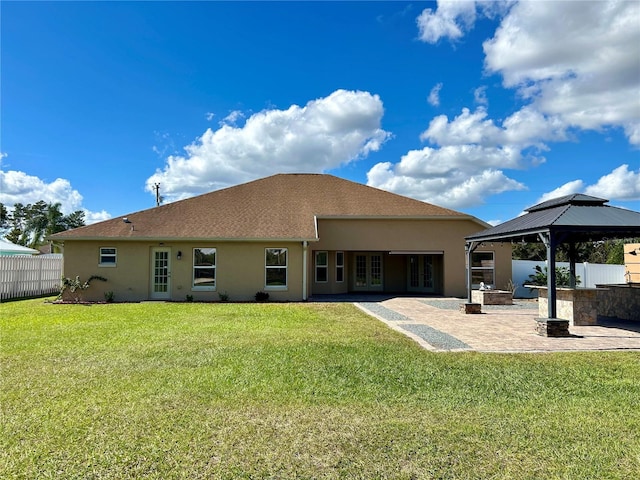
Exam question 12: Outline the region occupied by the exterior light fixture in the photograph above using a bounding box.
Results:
[177,251,182,260]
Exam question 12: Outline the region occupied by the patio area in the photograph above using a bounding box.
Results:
[347,296,640,353]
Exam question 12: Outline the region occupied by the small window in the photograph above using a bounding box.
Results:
[193,248,216,290]
[265,248,287,289]
[99,247,116,266]
[471,251,495,288]
[315,251,328,283]
[335,251,344,283]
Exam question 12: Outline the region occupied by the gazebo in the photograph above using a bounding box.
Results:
[465,194,640,336]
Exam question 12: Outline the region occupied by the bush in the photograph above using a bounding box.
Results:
[255,291,269,302]
[58,275,107,303]
[527,265,581,287]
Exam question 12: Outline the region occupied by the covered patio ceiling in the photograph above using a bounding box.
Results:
[464,194,640,320]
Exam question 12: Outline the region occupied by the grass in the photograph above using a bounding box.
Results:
[1,298,639,479]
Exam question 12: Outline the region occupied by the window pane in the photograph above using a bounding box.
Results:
[266,248,287,266]
[336,267,344,282]
[472,252,494,268]
[316,251,327,266]
[316,267,327,282]
[472,270,494,285]
[194,267,216,287]
[266,268,287,286]
[336,251,344,266]
[100,247,116,264]
[194,248,216,266]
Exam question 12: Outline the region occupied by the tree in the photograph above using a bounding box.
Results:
[513,239,637,265]
[1,201,86,248]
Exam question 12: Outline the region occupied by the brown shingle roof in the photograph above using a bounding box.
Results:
[51,174,474,241]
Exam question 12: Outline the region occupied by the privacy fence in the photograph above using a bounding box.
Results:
[512,260,626,298]
[0,254,63,301]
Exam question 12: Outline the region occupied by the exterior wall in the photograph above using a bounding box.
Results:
[62,240,304,302]
[314,218,511,298]
[309,250,349,295]
[61,217,512,301]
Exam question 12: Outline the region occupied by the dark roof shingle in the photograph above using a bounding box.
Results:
[52,174,473,241]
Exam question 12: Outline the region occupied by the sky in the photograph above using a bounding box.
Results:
[1,0,639,228]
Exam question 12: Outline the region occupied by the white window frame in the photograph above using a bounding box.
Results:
[335,251,344,283]
[471,251,495,288]
[265,248,288,290]
[315,251,328,283]
[192,247,216,291]
[99,247,117,267]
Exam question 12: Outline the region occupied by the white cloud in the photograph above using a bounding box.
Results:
[0,161,110,224]
[536,180,585,205]
[219,110,245,126]
[483,0,640,144]
[205,112,215,121]
[373,1,639,211]
[147,89,391,202]
[427,83,443,106]
[535,165,640,205]
[585,165,640,201]
[416,0,478,44]
[473,86,488,105]
[367,158,525,209]
[416,0,514,44]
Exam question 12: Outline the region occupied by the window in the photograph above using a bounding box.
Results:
[193,248,216,290]
[99,247,116,266]
[471,251,495,287]
[335,251,344,282]
[315,251,328,283]
[265,248,287,289]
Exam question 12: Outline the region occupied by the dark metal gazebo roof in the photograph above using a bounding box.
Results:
[466,194,640,243]
[463,194,640,321]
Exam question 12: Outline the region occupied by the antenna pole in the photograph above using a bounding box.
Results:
[154,183,161,206]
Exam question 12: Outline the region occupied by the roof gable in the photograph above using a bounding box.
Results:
[51,174,475,241]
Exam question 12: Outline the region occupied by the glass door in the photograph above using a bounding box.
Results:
[353,253,383,291]
[150,247,171,299]
[407,255,435,293]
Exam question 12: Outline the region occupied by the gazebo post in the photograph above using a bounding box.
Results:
[462,241,482,314]
[536,232,569,336]
[568,241,577,288]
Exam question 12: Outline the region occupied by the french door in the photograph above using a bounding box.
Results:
[150,247,171,299]
[353,253,383,291]
[407,255,435,293]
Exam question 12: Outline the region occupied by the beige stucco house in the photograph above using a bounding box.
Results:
[50,174,511,302]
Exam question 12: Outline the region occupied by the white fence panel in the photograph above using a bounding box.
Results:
[512,260,626,298]
[0,254,63,301]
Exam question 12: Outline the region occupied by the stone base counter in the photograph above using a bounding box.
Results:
[536,286,599,326]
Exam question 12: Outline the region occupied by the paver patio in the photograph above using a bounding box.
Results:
[353,296,640,353]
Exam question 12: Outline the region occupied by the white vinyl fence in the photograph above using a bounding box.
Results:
[0,254,63,301]
[512,260,626,298]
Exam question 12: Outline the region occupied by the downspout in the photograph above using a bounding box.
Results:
[302,241,308,301]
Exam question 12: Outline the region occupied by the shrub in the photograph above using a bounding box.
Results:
[218,291,230,302]
[255,291,269,302]
[527,265,581,287]
[104,291,115,303]
[58,275,107,303]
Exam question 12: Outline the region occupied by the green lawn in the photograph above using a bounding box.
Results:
[1,299,639,479]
